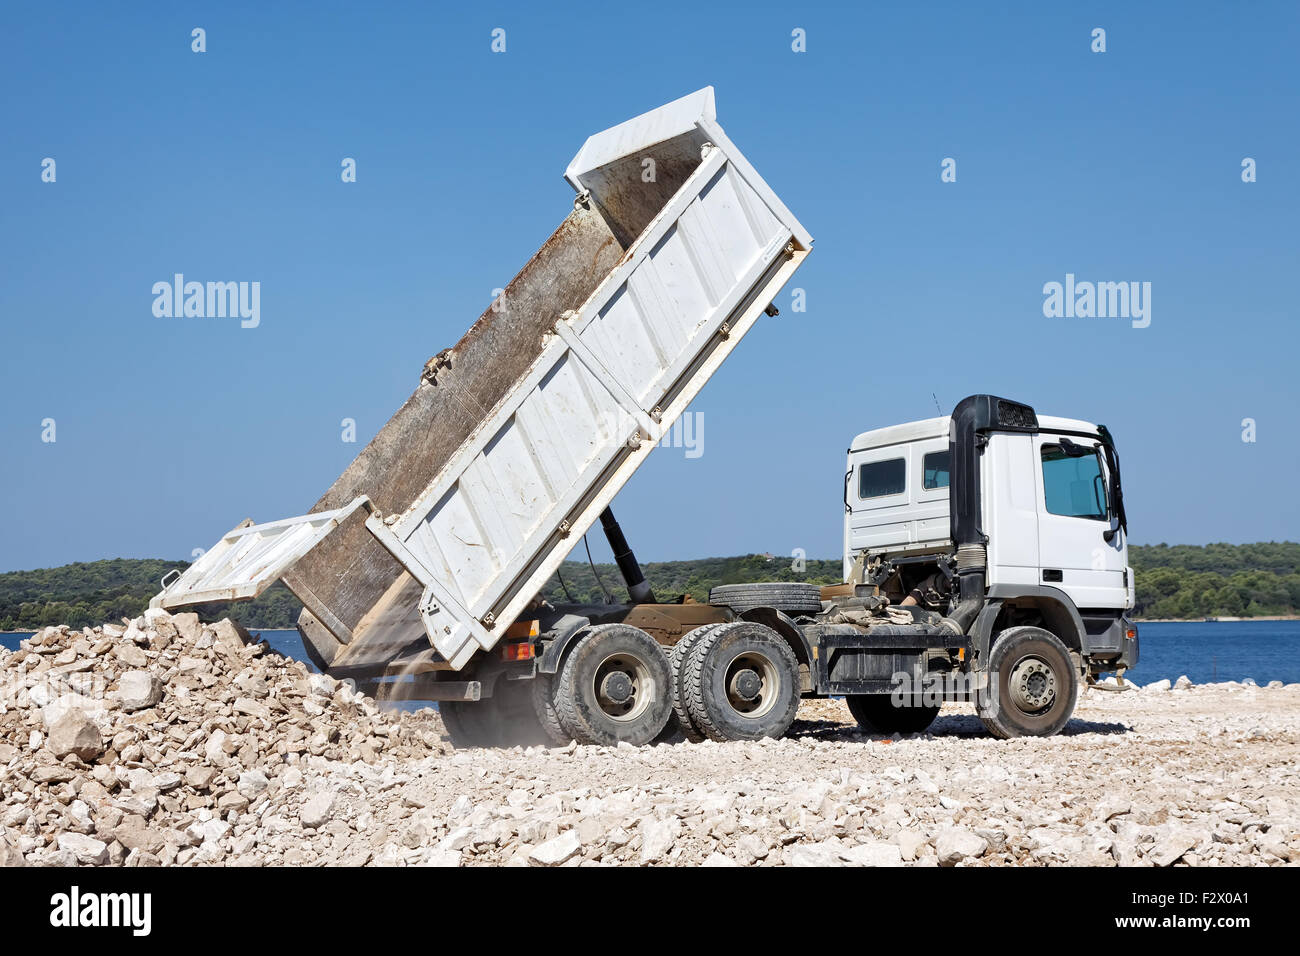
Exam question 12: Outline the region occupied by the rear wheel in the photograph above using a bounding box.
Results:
[554,624,673,746]
[670,624,724,743]
[440,675,553,749]
[530,672,572,745]
[682,621,800,742]
[845,694,939,735]
[976,626,1079,739]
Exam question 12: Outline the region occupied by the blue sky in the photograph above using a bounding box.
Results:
[2,1,1297,573]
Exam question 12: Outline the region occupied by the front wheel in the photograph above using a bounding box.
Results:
[976,626,1079,739]
[845,694,939,735]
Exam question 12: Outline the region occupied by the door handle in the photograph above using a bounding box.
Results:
[1042,569,1063,583]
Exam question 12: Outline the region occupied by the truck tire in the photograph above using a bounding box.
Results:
[670,624,725,743]
[437,700,497,748]
[652,712,684,744]
[708,582,822,615]
[554,624,673,746]
[976,626,1079,739]
[845,694,940,735]
[682,621,801,742]
[530,672,573,745]
[440,676,553,749]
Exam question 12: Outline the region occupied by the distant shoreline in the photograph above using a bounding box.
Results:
[1134,615,1300,623]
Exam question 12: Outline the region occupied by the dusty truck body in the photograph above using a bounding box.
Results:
[152,88,815,741]
[155,91,1137,749]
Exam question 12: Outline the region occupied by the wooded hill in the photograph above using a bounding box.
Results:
[2,542,1297,631]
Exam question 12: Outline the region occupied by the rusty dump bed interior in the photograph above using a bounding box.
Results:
[284,130,714,678]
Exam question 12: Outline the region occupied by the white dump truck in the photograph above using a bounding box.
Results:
[153,89,1137,747]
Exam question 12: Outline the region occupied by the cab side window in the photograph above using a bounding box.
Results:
[1041,444,1107,520]
[859,458,905,499]
[922,450,950,489]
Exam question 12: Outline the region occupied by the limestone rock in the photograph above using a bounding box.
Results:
[638,816,678,864]
[841,842,903,867]
[301,792,335,829]
[529,831,581,866]
[115,643,148,668]
[58,833,109,866]
[47,710,104,762]
[118,671,163,711]
[935,828,987,866]
[1149,827,1201,867]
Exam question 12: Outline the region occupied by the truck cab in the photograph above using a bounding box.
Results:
[846,407,1133,620]
[841,395,1138,729]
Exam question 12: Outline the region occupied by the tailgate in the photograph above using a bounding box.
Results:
[151,497,370,610]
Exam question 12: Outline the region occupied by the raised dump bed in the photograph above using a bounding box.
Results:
[153,87,813,678]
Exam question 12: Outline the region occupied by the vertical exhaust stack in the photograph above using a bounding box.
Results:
[943,396,987,634]
[600,507,655,604]
[943,394,1038,635]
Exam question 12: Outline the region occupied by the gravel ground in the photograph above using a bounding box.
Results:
[3,612,1297,867]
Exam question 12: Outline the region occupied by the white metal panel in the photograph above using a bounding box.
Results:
[152,497,370,609]
[844,433,951,568]
[565,87,717,190]
[850,416,949,453]
[983,433,1041,586]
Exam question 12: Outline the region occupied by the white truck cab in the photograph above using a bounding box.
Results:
[846,410,1131,612]
[843,395,1138,720]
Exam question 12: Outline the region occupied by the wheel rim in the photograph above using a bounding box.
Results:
[1008,655,1057,714]
[724,651,780,719]
[593,653,655,722]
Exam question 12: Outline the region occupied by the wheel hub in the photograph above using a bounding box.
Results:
[599,671,633,704]
[1008,656,1057,713]
[724,652,779,718]
[729,668,762,702]
[592,652,654,722]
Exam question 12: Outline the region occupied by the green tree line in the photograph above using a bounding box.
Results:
[2,542,1297,631]
[0,558,301,631]
[1128,542,1300,618]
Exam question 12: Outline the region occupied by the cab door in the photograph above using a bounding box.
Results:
[1034,433,1127,608]
[982,432,1040,589]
